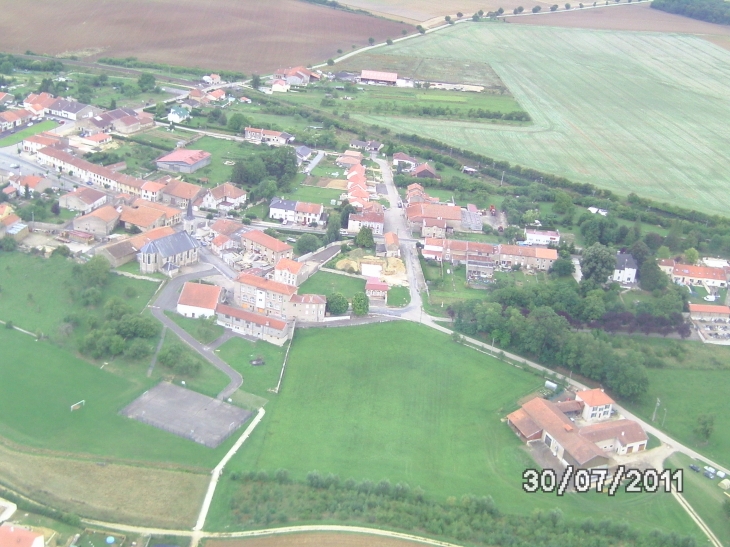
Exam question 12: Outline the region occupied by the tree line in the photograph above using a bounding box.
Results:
[230,146,298,202]
[652,0,730,25]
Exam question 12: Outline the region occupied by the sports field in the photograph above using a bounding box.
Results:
[0,0,409,73]
[352,24,730,215]
[206,322,699,537]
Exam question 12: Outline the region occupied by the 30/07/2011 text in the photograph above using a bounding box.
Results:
[522,465,683,495]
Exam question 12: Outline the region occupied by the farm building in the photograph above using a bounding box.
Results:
[360,70,398,86]
[392,152,418,171]
[95,226,176,267]
[156,150,212,174]
[524,229,560,246]
[412,162,440,179]
[273,66,319,86]
[688,303,730,321]
[177,282,223,318]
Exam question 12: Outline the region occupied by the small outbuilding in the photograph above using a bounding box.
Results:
[176,282,223,318]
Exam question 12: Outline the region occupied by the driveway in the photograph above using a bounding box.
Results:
[304,150,325,174]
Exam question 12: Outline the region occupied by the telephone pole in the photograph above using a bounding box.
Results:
[652,398,660,422]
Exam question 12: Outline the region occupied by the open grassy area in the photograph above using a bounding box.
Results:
[353,24,730,215]
[386,285,410,307]
[299,271,366,300]
[0,120,58,147]
[216,337,287,401]
[206,322,699,538]
[166,311,225,345]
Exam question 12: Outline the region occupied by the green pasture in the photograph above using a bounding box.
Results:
[299,271,366,300]
[206,322,699,538]
[0,327,227,467]
[216,337,287,399]
[386,285,410,307]
[281,182,342,206]
[165,312,225,345]
[353,25,730,216]
[0,121,58,147]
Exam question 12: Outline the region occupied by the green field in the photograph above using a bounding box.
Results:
[0,120,58,147]
[386,285,410,307]
[299,270,366,300]
[166,311,225,345]
[206,322,699,538]
[352,25,730,215]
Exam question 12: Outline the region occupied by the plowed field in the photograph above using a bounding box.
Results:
[0,0,410,73]
[208,534,435,547]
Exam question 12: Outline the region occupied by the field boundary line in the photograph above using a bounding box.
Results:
[0,319,36,338]
[193,407,266,531]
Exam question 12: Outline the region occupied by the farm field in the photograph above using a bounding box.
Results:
[206,322,698,537]
[0,0,410,73]
[337,0,521,24]
[352,24,730,216]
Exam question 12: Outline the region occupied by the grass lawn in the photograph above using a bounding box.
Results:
[666,453,730,546]
[165,311,225,345]
[206,322,699,539]
[0,253,160,336]
[0,120,58,147]
[0,327,228,467]
[353,25,730,216]
[216,337,287,400]
[299,271,366,300]
[281,184,342,206]
[386,285,410,307]
[114,259,167,280]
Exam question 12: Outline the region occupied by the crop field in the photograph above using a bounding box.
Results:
[206,322,699,537]
[337,0,525,24]
[0,0,410,74]
[352,24,730,215]
[208,534,439,547]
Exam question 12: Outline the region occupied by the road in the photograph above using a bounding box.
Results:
[304,150,325,174]
[148,268,243,400]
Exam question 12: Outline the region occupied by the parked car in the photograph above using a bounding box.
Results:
[9,164,19,169]
[689,464,700,472]
[703,470,715,479]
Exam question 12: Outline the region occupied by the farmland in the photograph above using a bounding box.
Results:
[205,322,699,539]
[351,24,730,215]
[0,0,410,74]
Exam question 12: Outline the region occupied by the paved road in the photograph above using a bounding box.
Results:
[304,150,325,174]
[148,268,243,400]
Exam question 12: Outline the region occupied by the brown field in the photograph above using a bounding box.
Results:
[511,2,730,48]
[0,0,411,74]
[340,0,529,24]
[0,442,207,528]
[208,533,441,547]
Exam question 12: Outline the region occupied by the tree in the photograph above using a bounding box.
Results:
[550,3,559,9]
[457,11,464,17]
[0,236,18,252]
[355,227,374,248]
[386,38,393,46]
[663,221,683,252]
[227,112,249,132]
[550,257,575,277]
[51,245,71,257]
[694,414,715,442]
[50,201,60,215]
[472,13,480,20]
[445,15,452,22]
[352,292,369,316]
[628,240,651,268]
[656,245,671,259]
[416,25,426,34]
[155,102,167,118]
[684,247,699,265]
[327,59,334,66]
[639,259,668,292]
[24,184,30,199]
[340,203,356,228]
[565,2,571,7]
[295,234,321,255]
[232,156,267,186]
[78,255,111,287]
[580,243,615,285]
[326,293,349,315]
[532,5,542,12]
[325,212,341,243]
[251,74,261,89]
[137,73,156,92]
[368,37,375,45]
[110,98,117,110]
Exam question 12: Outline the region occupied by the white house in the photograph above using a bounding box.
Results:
[168,105,190,124]
[524,229,560,246]
[271,79,290,93]
[613,253,638,284]
[576,389,613,423]
[269,198,298,223]
[176,282,223,318]
[200,183,247,211]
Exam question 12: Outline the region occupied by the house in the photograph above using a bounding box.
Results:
[0,92,14,105]
[1,214,28,241]
[115,113,154,134]
[670,263,727,289]
[78,132,113,147]
[160,179,203,207]
[365,278,389,302]
[0,524,45,547]
[348,210,384,235]
[271,79,290,93]
[119,203,172,232]
[422,239,497,282]
[350,140,383,152]
[524,229,560,246]
[336,150,363,167]
[273,66,319,86]
[59,186,107,214]
[215,303,292,345]
[202,74,222,85]
[95,226,176,267]
[406,183,439,205]
[412,162,440,179]
[421,218,447,238]
[688,303,730,321]
[578,419,648,455]
[48,98,101,120]
[269,198,298,223]
[0,109,34,131]
[156,150,212,174]
[207,88,227,101]
[22,132,63,154]
[392,152,418,171]
[168,105,190,124]
[273,258,306,286]
[381,232,400,258]
[235,273,298,316]
[2,186,17,199]
[72,205,120,236]
[139,230,200,276]
[244,127,295,145]
[360,70,398,85]
[613,253,638,284]
[9,174,52,197]
[23,92,57,115]
[210,218,245,239]
[295,201,324,225]
[498,245,558,271]
[575,389,614,422]
[200,183,247,211]
[295,145,313,164]
[140,180,166,202]
[177,282,223,318]
[240,229,293,265]
[0,203,13,221]
[406,202,462,232]
[286,294,327,322]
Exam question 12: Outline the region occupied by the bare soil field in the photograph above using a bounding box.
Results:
[0,0,410,74]
[208,533,437,547]
[340,0,527,24]
[0,442,206,528]
[511,2,730,46]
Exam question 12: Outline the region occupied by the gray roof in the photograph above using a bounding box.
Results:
[461,209,483,231]
[50,98,92,114]
[616,252,638,271]
[140,231,199,258]
[296,145,312,158]
[270,197,297,211]
[350,140,368,147]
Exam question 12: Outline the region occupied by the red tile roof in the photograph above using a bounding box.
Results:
[406,203,461,221]
[236,273,297,295]
[178,282,222,310]
[289,294,326,304]
[210,218,244,237]
[295,201,323,215]
[365,278,389,291]
[576,388,614,407]
[85,205,120,223]
[384,232,399,247]
[216,303,288,330]
[275,258,303,274]
[241,230,293,253]
[210,183,246,201]
[0,524,44,547]
[163,179,203,200]
[688,303,730,314]
[361,70,397,82]
[672,263,726,281]
[157,149,211,166]
[579,419,647,446]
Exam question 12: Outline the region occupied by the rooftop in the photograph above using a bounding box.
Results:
[576,388,614,407]
[241,230,293,253]
[178,282,222,310]
[688,303,730,314]
[236,273,297,296]
[157,149,212,166]
[275,257,303,274]
[216,303,287,330]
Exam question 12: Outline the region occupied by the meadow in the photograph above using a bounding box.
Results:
[351,24,730,215]
[206,322,699,539]
[299,271,366,300]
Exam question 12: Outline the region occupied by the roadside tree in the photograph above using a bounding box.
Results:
[355,226,375,248]
[295,234,321,255]
[352,292,369,316]
[326,293,349,315]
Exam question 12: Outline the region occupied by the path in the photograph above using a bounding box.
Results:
[148,268,243,400]
[304,150,325,174]
[146,326,167,378]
